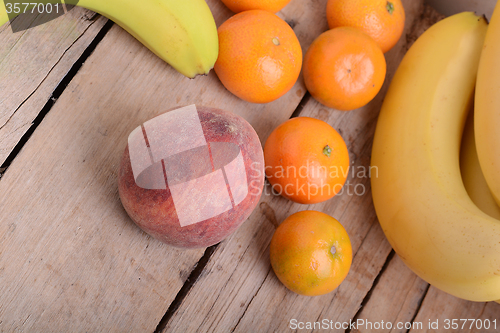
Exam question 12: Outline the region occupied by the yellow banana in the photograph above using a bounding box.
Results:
[475,1,500,206]
[460,107,500,220]
[371,12,500,301]
[0,0,219,78]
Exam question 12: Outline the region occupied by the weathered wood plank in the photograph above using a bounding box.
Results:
[161,174,389,332]
[0,8,108,166]
[352,254,429,333]
[1,0,497,331]
[342,6,448,333]
[162,1,427,331]
[0,0,313,331]
[410,288,500,333]
[425,0,496,20]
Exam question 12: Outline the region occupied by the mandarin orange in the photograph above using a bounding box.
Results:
[270,210,352,296]
[264,117,350,204]
[326,0,405,53]
[303,27,386,111]
[221,0,291,13]
[214,10,302,104]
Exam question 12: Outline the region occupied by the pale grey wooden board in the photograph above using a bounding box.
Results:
[0,0,315,330]
[0,0,497,331]
[162,1,434,332]
[426,0,496,20]
[0,8,108,166]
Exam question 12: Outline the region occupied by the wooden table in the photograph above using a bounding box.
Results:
[0,0,498,331]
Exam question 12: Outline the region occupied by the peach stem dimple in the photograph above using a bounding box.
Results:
[331,246,336,256]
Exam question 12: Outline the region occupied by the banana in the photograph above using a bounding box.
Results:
[0,0,219,78]
[461,107,500,310]
[475,1,500,206]
[460,106,500,220]
[371,12,500,302]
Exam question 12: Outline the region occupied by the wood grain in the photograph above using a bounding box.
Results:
[0,0,497,331]
[0,0,321,331]
[353,254,429,333]
[0,8,108,166]
[411,288,500,332]
[162,0,430,332]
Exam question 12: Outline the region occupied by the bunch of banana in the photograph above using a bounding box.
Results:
[0,0,219,78]
[371,10,500,302]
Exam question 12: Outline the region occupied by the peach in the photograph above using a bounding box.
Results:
[118,105,264,248]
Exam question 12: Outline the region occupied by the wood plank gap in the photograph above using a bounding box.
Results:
[0,19,113,172]
[154,244,220,333]
[231,267,272,333]
[405,283,430,333]
[290,92,312,119]
[345,250,396,333]
[0,15,103,134]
